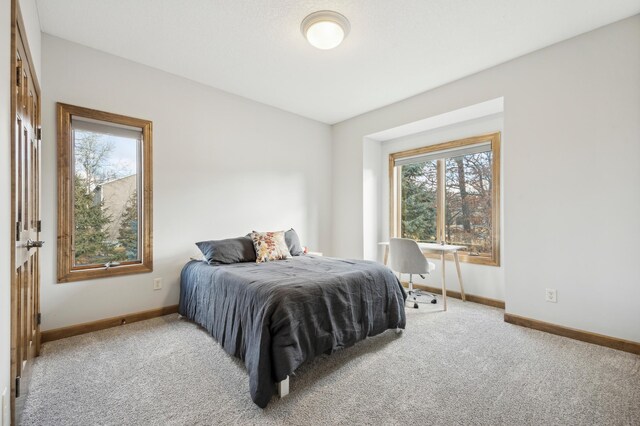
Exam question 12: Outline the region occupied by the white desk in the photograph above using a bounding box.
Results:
[379,242,466,311]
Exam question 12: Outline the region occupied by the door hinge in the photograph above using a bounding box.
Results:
[15,376,20,398]
[16,64,22,87]
[37,313,41,325]
[36,127,42,141]
[37,220,42,232]
[16,221,21,239]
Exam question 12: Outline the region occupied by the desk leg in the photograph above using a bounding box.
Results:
[441,252,447,311]
[383,245,389,266]
[453,251,466,302]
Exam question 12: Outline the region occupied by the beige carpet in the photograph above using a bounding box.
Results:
[21,299,640,425]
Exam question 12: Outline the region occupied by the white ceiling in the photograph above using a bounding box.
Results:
[36,0,640,124]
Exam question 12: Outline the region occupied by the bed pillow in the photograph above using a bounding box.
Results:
[285,228,304,256]
[189,252,205,262]
[195,236,257,264]
[250,231,291,263]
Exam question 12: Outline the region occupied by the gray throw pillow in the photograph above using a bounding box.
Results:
[196,237,257,264]
[285,229,304,256]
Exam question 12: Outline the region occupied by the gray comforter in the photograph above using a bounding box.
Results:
[179,255,407,408]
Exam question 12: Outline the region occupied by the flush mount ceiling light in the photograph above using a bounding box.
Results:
[301,10,350,50]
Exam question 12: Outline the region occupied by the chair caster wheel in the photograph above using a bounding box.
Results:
[431,299,437,304]
[414,303,419,309]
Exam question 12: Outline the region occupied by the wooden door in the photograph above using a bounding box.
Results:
[11,3,42,424]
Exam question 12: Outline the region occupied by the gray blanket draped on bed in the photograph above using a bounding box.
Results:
[179,255,407,408]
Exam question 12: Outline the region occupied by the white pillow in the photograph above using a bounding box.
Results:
[189,252,205,262]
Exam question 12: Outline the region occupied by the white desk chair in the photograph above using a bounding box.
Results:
[389,238,437,309]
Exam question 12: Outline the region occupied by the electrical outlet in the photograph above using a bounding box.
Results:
[153,278,163,291]
[545,288,557,303]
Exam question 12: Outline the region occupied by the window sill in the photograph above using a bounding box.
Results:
[423,251,500,267]
[57,262,153,283]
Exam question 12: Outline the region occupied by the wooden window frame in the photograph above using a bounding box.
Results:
[389,132,501,266]
[57,103,153,282]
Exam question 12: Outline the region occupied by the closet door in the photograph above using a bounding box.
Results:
[11,3,42,424]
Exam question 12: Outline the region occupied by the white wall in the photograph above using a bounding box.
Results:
[362,136,382,262]
[332,16,640,342]
[18,0,40,79]
[1,1,12,421]
[40,35,332,331]
[1,0,40,421]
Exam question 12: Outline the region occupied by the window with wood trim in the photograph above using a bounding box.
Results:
[390,132,501,266]
[57,103,153,282]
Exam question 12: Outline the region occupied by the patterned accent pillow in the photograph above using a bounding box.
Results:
[250,231,291,263]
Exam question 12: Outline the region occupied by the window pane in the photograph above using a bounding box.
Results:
[400,161,438,242]
[73,128,140,266]
[444,151,493,256]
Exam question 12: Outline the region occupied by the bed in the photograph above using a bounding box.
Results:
[179,254,407,408]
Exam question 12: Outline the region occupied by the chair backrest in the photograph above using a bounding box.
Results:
[389,238,430,274]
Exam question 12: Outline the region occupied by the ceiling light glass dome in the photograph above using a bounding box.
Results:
[301,11,350,50]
